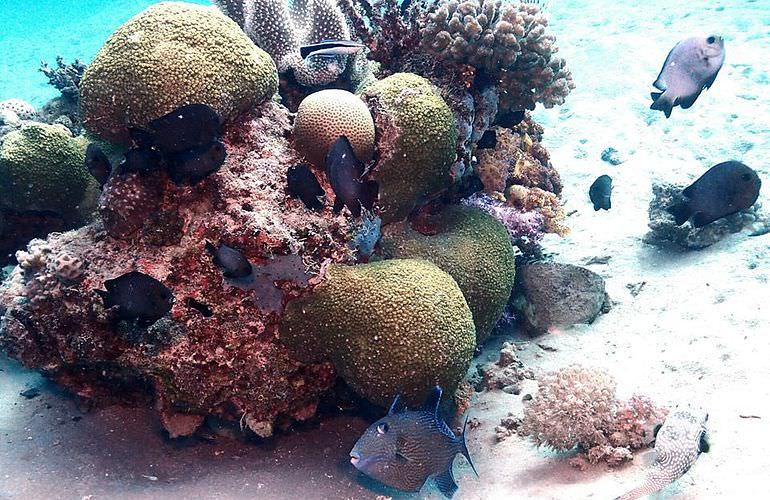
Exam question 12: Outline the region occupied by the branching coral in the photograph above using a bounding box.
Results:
[521,366,667,466]
[39,56,86,102]
[507,184,568,236]
[462,192,546,253]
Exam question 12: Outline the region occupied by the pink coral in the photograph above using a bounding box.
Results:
[462,192,545,253]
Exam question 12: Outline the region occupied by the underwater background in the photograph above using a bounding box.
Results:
[1,0,770,499]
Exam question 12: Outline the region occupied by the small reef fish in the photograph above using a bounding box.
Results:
[95,271,174,327]
[299,40,365,59]
[286,163,325,210]
[205,241,253,279]
[496,110,526,129]
[476,130,497,150]
[85,144,111,187]
[165,140,227,185]
[650,35,725,118]
[349,386,477,499]
[326,136,378,218]
[118,145,163,175]
[668,161,761,228]
[589,174,612,211]
[146,103,222,154]
[615,407,709,500]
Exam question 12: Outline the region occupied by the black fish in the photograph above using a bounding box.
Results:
[349,386,477,498]
[205,241,253,279]
[589,174,612,211]
[299,40,365,59]
[147,104,222,154]
[165,140,226,185]
[95,271,174,327]
[650,36,725,118]
[496,110,526,129]
[326,136,378,218]
[287,163,324,210]
[117,146,163,175]
[85,144,111,187]
[476,130,497,150]
[668,161,761,228]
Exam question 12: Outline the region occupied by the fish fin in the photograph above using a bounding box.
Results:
[387,394,405,415]
[422,386,443,417]
[349,200,362,218]
[459,414,479,477]
[360,180,379,211]
[682,183,695,197]
[650,92,673,118]
[691,211,713,228]
[678,91,701,110]
[593,203,600,211]
[653,77,667,91]
[332,196,344,213]
[434,467,458,498]
[703,70,719,90]
[667,201,691,226]
[699,432,710,453]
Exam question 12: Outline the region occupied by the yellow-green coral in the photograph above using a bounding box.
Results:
[362,73,457,223]
[380,205,515,344]
[80,2,278,144]
[0,123,89,216]
[280,259,476,407]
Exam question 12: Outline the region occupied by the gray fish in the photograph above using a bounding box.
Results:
[95,271,174,327]
[299,40,365,59]
[589,174,612,211]
[205,241,253,279]
[165,140,227,185]
[615,406,709,500]
[349,386,477,498]
[286,163,325,210]
[85,144,111,187]
[147,103,222,154]
[650,35,725,118]
[326,136,378,218]
[668,161,761,227]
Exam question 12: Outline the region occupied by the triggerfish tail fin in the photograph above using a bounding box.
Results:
[459,414,478,477]
[434,467,458,499]
[650,91,674,118]
[667,200,691,226]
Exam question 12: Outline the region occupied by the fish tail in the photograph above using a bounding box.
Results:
[458,414,479,477]
[667,200,691,226]
[650,91,674,118]
[615,464,676,500]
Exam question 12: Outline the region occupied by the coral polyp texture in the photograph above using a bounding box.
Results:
[362,73,457,222]
[280,258,476,407]
[79,2,278,145]
[293,89,375,167]
[380,205,515,344]
[522,366,667,466]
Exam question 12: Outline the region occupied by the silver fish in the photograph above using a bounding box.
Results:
[650,35,725,118]
[299,40,365,59]
[615,406,709,500]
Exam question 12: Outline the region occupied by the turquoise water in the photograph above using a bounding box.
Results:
[0,0,209,105]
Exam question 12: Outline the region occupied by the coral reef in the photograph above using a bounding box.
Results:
[474,341,534,394]
[379,204,515,344]
[79,2,278,145]
[462,192,546,253]
[40,56,86,102]
[280,258,476,407]
[362,73,457,222]
[522,366,667,466]
[644,181,764,249]
[0,99,36,121]
[293,89,375,167]
[512,262,610,335]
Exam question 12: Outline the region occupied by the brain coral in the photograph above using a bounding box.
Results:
[0,123,89,216]
[361,73,457,222]
[79,2,278,144]
[293,89,375,167]
[280,258,476,407]
[380,205,516,344]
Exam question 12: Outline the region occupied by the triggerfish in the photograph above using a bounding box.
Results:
[350,386,477,498]
[615,406,709,500]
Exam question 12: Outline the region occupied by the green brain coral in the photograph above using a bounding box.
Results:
[362,73,457,223]
[79,2,278,144]
[280,259,476,407]
[0,123,90,216]
[380,205,516,344]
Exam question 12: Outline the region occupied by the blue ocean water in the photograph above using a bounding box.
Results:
[0,0,209,105]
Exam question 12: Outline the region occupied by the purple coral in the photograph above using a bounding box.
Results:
[462,192,545,252]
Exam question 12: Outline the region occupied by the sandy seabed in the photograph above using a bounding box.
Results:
[2,0,770,499]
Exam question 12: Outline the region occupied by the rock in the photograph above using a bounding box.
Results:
[159,410,205,439]
[513,262,609,334]
[600,147,624,165]
[20,387,41,399]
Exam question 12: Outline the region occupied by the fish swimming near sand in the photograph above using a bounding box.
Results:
[650,35,725,118]
[85,144,111,187]
[326,136,378,218]
[615,406,709,500]
[146,103,222,154]
[205,241,253,279]
[668,161,761,228]
[95,271,174,327]
[165,140,227,185]
[287,163,325,210]
[349,386,477,498]
[299,40,365,59]
[589,174,613,211]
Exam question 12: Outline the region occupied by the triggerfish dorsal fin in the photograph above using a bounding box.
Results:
[459,414,479,477]
[387,394,404,415]
[422,385,443,417]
